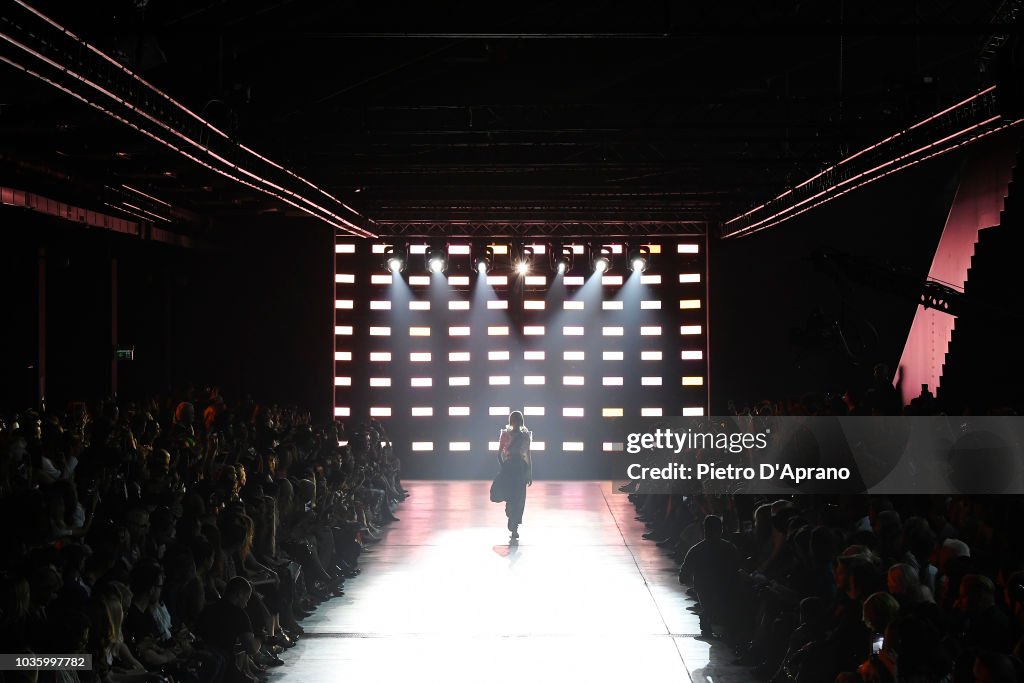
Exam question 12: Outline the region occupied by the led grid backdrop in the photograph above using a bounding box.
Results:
[334,238,707,455]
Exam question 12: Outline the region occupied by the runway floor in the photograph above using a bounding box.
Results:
[267,481,754,683]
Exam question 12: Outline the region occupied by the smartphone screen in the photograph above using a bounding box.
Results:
[871,635,884,654]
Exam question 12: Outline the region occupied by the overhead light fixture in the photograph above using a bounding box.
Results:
[426,246,448,274]
[629,246,650,273]
[592,245,612,274]
[514,245,534,276]
[384,245,406,273]
[551,244,573,274]
[473,246,494,274]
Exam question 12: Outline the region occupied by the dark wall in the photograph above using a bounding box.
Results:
[0,211,334,421]
[707,152,964,412]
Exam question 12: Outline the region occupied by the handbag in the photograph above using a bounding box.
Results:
[489,468,507,503]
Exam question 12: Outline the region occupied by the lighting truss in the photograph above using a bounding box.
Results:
[0,0,375,238]
[721,86,1023,239]
[369,221,708,237]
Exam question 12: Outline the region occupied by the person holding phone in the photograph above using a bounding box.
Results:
[497,411,532,541]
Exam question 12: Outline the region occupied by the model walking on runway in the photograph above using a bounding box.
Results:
[497,410,533,540]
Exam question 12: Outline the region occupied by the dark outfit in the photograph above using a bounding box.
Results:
[497,428,532,533]
[680,536,741,634]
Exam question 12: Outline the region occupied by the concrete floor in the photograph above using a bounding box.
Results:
[268,481,754,683]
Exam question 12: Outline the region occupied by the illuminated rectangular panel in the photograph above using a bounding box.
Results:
[410,327,431,336]
[335,351,352,361]
[603,326,623,336]
[489,351,510,361]
[370,407,391,417]
[526,244,547,254]
[449,352,471,362]
[370,301,391,310]
[488,326,509,336]
[336,244,356,253]
[602,301,624,310]
[564,276,585,285]
[680,299,701,309]
[370,352,391,362]
[410,378,433,387]
[410,301,430,310]
[489,441,499,451]
[335,299,353,309]
[607,244,624,254]
[370,326,391,336]
[683,407,705,416]
[449,377,470,386]
[602,408,624,417]
[369,378,391,387]
[524,376,546,385]
[602,275,623,285]
[371,274,393,285]
[487,300,509,309]
[603,442,624,451]
[603,377,623,386]
[641,351,663,361]
[682,376,704,386]
[531,442,545,451]
[569,245,585,254]
[524,326,545,335]
[335,377,351,386]
[449,301,470,310]
[411,442,433,451]
[677,243,700,253]
[524,300,545,310]
[449,275,469,286]
[409,275,430,286]
[563,301,584,310]
[523,406,545,416]
[641,408,663,417]
[490,406,510,416]
[681,350,704,360]
[563,442,584,452]
[450,327,471,336]
[411,407,433,417]
[640,326,662,336]
[564,351,585,361]
[335,326,353,335]
[449,245,471,255]
[410,352,432,362]
[563,376,585,386]
[640,275,662,285]
[643,244,662,254]
[449,407,471,416]
[410,245,428,254]
[603,351,623,361]
[525,276,547,286]
[336,274,355,284]
[680,325,703,335]
[524,351,545,360]
[372,244,387,254]
[678,273,702,283]
[450,442,471,451]
[641,377,662,386]
[640,300,661,309]
[487,275,508,286]
[563,326,584,335]
[563,407,584,417]
[334,407,350,417]
[489,244,509,255]
[489,376,511,385]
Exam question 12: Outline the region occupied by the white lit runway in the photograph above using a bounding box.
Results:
[268,481,753,683]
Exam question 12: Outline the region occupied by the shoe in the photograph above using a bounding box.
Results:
[258,651,285,668]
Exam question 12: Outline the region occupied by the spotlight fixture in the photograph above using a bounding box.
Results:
[514,245,534,276]
[426,246,448,274]
[629,246,651,273]
[383,245,406,273]
[592,245,612,274]
[473,246,494,275]
[551,244,573,275]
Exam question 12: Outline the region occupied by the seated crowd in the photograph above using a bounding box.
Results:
[0,389,406,683]
[625,380,1024,683]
